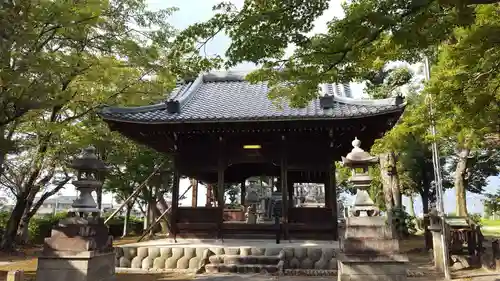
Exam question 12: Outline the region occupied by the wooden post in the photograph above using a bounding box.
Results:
[191,179,198,207]
[217,136,225,239]
[281,135,288,239]
[326,129,338,240]
[324,171,331,208]
[171,162,180,238]
[240,180,246,205]
[329,162,338,240]
[288,181,294,207]
[206,184,213,207]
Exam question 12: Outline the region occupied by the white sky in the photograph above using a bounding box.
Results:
[4,0,497,216]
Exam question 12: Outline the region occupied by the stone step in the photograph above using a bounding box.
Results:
[208,254,280,265]
[221,233,277,240]
[205,263,280,274]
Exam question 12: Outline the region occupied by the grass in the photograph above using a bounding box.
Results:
[0,236,157,281]
[480,219,500,237]
[481,219,500,227]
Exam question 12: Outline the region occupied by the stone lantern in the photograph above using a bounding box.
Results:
[338,138,408,281]
[36,146,115,281]
[69,146,107,216]
[341,137,379,217]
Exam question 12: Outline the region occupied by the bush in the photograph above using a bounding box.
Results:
[392,208,417,237]
[0,210,146,245]
[104,215,144,237]
[28,212,69,244]
[468,213,482,226]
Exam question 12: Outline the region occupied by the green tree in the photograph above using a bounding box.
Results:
[484,190,500,218]
[0,0,216,251]
[103,136,171,237]
[181,0,500,217]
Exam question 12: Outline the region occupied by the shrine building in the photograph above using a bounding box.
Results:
[99,71,405,241]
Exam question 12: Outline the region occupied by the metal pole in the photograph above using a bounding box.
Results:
[424,56,451,280]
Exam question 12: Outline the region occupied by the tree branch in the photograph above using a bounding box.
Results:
[466,0,500,4]
[26,177,71,219]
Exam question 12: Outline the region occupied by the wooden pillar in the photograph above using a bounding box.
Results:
[191,179,198,207]
[171,162,180,237]
[324,172,331,208]
[288,181,294,207]
[240,180,246,205]
[206,184,213,207]
[217,136,225,208]
[327,129,338,240]
[217,136,225,239]
[326,161,338,240]
[281,135,289,238]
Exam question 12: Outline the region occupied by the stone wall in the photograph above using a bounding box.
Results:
[115,245,338,273]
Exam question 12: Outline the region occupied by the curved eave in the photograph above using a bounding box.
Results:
[99,103,406,125]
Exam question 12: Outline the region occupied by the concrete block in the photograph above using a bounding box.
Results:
[346,216,386,226]
[339,262,407,275]
[339,273,406,281]
[344,238,400,254]
[36,251,115,281]
[344,225,393,239]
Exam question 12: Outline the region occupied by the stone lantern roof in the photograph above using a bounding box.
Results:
[70,146,107,172]
[341,137,379,166]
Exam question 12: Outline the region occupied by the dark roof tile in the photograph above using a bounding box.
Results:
[100,72,404,124]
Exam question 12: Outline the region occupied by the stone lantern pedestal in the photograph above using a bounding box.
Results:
[36,147,115,281]
[338,138,408,281]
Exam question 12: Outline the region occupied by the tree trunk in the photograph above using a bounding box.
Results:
[455,148,470,217]
[390,151,402,210]
[15,188,39,245]
[408,194,416,217]
[379,153,395,213]
[122,204,132,237]
[16,209,30,245]
[156,193,170,234]
[0,197,27,251]
[421,190,432,249]
[0,128,5,175]
[15,179,70,244]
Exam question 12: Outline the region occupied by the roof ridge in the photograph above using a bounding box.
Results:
[175,74,204,109]
[332,95,404,107]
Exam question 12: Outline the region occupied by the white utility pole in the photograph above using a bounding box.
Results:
[423,56,451,280]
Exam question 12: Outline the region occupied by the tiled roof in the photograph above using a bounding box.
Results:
[99,71,405,124]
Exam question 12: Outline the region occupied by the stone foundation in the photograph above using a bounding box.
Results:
[36,251,115,281]
[338,216,409,281]
[337,253,408,281]
[115,243,338,273]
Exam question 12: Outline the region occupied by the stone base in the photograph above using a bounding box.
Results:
[338,253,408,281]
[115,239,339,272]
[36,251,115,281]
